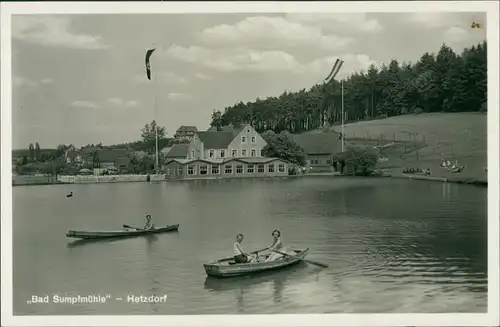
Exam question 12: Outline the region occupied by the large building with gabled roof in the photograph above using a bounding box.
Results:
[164,123,293,179]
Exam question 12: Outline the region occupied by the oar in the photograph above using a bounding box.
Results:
[272,249,329,268]
[123,224,144,231]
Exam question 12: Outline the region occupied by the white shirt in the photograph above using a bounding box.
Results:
[234,242,244,256]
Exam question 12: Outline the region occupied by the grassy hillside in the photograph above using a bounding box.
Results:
[329,113,487,182]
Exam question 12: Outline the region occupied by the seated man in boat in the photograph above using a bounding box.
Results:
[234,234,256,263]
[144,214,155,230]
[265,230,288,262]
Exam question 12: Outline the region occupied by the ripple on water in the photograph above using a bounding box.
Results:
[12,178,487,314]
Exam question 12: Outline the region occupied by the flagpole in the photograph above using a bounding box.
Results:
[153,43,159,174]
[341,79,344,152]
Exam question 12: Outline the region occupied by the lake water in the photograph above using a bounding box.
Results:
[12,177,487,315]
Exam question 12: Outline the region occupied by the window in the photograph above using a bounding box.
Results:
[221,150,225,158]
[247,164,254,173]
[211,165,220,174]
[224,164,233,174]
[209,150,214,158]
[257,164,265,173]
[167,169,172,176]
[251,136,256,143]
[236,164,243,174]
[313,159,319,165]
[326,159,332,165]
[251,149,256,157]
[241,149,247,157]
[268,164,275,173]
[191,150,195,158]
[177,168,183,175]
[200,164,208,175]
[187,165,196,175]
[278,164,285,173]
[232,149,238,157]
[241,136,246,143]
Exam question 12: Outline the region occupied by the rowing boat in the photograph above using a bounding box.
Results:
[66,224,179,240]
[203,248,309,278]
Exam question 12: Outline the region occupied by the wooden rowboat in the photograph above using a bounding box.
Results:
[203,248,309,278]
[66,224,179,240]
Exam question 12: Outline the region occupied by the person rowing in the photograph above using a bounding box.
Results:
[265,229,287,262]
[234,233,256,263]
[144,214,155,231]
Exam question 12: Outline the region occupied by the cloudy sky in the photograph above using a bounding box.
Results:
[11,12,486,149]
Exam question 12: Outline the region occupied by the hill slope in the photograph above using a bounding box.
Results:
[329,113,487,181]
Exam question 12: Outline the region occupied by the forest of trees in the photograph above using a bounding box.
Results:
[210,42,487,134]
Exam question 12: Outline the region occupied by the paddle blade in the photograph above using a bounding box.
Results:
[305,259,329,268]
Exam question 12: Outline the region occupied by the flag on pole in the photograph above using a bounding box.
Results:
[145,48,156,80]
[324,58,344,82]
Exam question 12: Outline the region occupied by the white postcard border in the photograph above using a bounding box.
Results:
[1,1,499,326]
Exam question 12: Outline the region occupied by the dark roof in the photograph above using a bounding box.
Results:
[293,132,342,155]
[115,157,132,167]
[80,146,98,155]
[165,143,189,158]
[93,149,129,162]
[176,125,198,132]
[206,125,245,134]
[196,131,236,149]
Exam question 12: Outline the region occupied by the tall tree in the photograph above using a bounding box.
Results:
[28,143,34,161]
[141,120,167,154]
[34,142,41,161]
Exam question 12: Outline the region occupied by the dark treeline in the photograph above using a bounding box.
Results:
[210,42,487,134]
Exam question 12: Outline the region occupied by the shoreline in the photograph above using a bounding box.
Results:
[12,172,487,187]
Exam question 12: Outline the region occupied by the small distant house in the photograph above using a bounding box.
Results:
[293,132,343,173]
[174,126,198,142]
[87,149,130,169]
[65,145,79,164]
[114,157,133,174]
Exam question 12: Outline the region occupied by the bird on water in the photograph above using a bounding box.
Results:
[66,192,73,198]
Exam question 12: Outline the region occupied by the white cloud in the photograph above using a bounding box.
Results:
[405,13,466,30]
[166,45,302,73]
[166,44,375,79]
[286,13,384,34]
[71,100,99,109]
[125,100,139,107]
[443,27,469,43]
[196,73,212,80]
[107,97,140,107]
[167,93,192,101]
[40,78,53,85]
[200,16,354,51]
[13,76,38,88]
[12,16,110,50]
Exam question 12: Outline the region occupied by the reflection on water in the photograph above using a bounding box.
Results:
[13,177,487,314]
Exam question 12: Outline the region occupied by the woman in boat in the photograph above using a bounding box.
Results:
[234,234,256,263]
[265,230,286,262]
[144,214,155,230]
